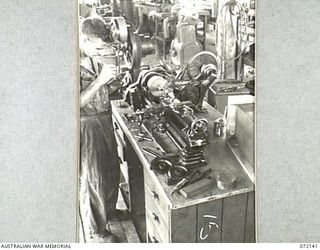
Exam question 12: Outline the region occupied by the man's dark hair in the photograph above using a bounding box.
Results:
[81,18,112,42]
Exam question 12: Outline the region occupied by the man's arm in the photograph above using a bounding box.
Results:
[80,64,116,108]
[80,77,104,108]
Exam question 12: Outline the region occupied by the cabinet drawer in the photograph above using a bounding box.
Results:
[112,116,126,148]
[145,184,169,225]
[119,161,129,183]
[146,209,169,242]
[144,169,169,223]
[146,215,162,243]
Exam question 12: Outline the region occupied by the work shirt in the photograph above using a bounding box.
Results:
[80,56,110,116]
[79,54,120,233]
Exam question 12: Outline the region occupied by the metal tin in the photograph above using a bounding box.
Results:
[214,118,225,136]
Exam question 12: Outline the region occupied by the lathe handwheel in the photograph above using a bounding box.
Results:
[190,118,208,134]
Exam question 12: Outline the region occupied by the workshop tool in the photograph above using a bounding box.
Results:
[110,16,143,70]
[216,173,238,191]
[122,63,213,167]
[170,12,202,66]
[134,135,153,142]
[163,109,209,168]
[143,145,180,175]
[144,145,198,184]
[221,85,243,92]
[142,146,178,160]
[150,152,179,174]
[141,123,167,154]
[138,130,148,137]
[129,128,140,132]
[170,169,202,195]
[165,166,189,185]
[142,147,162,158]
[143,147,187,184]
[180,176,215,198]
[189,168,212,184]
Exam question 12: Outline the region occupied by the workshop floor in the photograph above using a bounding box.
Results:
[79,188,141,243]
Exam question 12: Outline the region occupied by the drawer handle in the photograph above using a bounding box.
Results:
[151,236,159,243]
[152,212,159,223]
[118,156,123,164]
[150,190,159,200]
[114,128,126,148]
[113,122,119,130]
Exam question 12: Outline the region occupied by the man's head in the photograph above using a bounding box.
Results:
[80,17,113,57]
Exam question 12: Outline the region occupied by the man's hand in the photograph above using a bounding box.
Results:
[96,64,117,87]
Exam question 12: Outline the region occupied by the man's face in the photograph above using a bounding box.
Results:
[81,36,113,58]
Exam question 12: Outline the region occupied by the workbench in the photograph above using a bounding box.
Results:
[111,100,255,243]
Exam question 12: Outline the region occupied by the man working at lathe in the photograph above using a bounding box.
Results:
[79,16,128,243]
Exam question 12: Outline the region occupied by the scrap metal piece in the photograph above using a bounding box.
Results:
[216,173,238,191]
[142,147,162,158]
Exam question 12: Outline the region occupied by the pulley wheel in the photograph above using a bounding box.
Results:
[168,166,188,179]
[124,28,142,70]
[175,85,201,105]
[110,16,128,43]
[150,157,173,174]
[147,75,169,98]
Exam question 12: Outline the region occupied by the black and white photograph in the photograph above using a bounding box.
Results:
[4,0,320,245]
[78,0,255,243]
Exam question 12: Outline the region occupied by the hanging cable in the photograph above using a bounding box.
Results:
[216,0,250,62]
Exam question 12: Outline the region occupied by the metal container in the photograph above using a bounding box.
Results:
[214,118,225,137]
